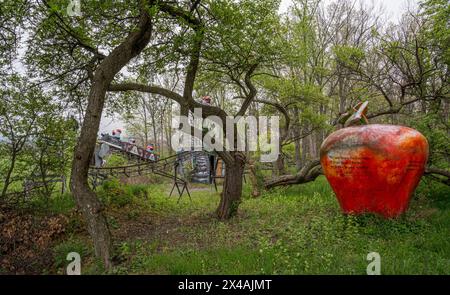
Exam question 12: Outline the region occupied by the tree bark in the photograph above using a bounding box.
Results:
[247,159,260,198]
[274,155,286,176]
[337,68,346,129]
[293,107,302,170]
[1,151,16,198]
[265,159,322,189]
[216,152,246,219]
[301,128,310,165]
[150,110,157,151]
[70,77,114,269]
[141,97,149,146]
[70,3,153,269]
[309,131,316,159]
[294,138,302,170]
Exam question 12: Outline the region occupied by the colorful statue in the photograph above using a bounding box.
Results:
[320,101,429,218]
[201,95,211,105]
[146,144,156,161]
[112,128,122,140]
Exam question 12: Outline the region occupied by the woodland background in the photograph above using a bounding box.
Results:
[0,0,448,274]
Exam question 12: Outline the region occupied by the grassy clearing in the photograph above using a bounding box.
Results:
[46,176,450,275]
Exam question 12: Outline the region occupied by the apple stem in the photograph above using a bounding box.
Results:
[344,101,370,127]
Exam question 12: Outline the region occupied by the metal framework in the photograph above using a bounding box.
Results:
[88,150,213,202]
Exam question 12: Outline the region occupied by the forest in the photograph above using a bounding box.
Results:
[0,0,449,275]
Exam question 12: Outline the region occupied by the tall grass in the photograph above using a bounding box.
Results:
[48,176,450,275]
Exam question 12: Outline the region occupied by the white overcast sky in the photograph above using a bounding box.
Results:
[101,0,419,135]
[279,0,418,22]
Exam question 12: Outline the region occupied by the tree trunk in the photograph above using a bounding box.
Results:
[274,155,286,176]
[338,69,346,129]
[70,6,153,269]
[247,159,260,197]
[142,97,149,146]
[160,113,164,156]
[293,107,302,170]
[216,152,245,219]
[310,130,317,158]
[70,78,113,269]
[151,112,157,150]
[294,138,302,170]
[316,104,325,154]
[166,106,172,152]
[39,151,51,199]
[1,151,16,198]
[301,127,310,166]
[180,104,189,117]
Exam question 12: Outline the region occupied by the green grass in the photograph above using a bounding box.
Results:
[49,177,450,275]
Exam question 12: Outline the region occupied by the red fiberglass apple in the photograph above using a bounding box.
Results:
[320,102,429,218]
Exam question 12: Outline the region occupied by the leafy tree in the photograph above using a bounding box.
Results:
[421,0,450,66]
[0,0,28,73]
[4,0,449,270]
[22,0,282,267]
[266,1,449,188]
[0,75,74,198]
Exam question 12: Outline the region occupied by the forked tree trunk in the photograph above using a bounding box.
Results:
[216,152,246,219]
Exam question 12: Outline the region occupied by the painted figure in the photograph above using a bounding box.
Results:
[146,144,156,161]
[201,95,211,105]
[112,128,122,141]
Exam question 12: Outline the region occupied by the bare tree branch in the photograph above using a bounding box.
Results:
[265,159,322,189]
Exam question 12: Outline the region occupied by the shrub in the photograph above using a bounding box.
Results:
[98,179,131,208]
[97,179,150,208]
[53,238,89,273]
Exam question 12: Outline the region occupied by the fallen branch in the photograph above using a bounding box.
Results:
[265,159,322,189]
[265,162,450,189]
[424,167,450,186]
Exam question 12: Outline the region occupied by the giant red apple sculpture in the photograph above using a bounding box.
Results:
[320,102,429,218]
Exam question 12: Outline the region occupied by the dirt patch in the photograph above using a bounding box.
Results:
[108,206,221,251]
[0,205,69,274]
